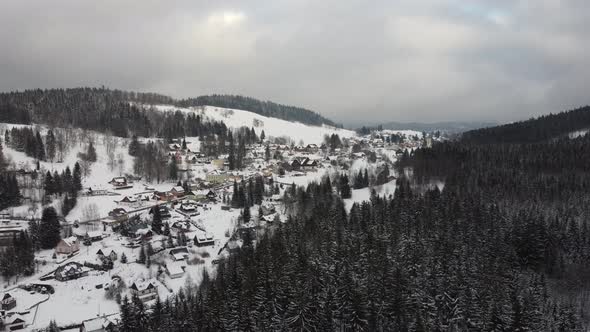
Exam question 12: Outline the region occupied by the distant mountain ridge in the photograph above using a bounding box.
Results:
[381,121,497,133]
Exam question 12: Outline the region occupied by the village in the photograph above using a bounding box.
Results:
[0,119,429,331]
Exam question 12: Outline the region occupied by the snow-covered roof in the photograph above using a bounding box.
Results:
[166,262,185,275]
[172,186,185,192]
[88,230,102,238]
[62,236,78,247]
[83,317,112,331]
[130,280,157,292]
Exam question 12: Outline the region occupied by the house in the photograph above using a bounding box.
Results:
[97,249,117,261]
[165,261,186,279]
[3,314,26,330]
[108,208,128,223]
[170,220,193,234]
[55,236,80,255]
[306,144,319,153]
[81,316,117,332]
[260,203,276,216]
[194,232,215,247]
[150,205,171,219]
[55,262,89,281]
[153,191,175,201]
[169,247,189,261]
[206,170,229,184]
[170,186,185,198]
[129,280,158,303]
[108,177,128,187]
[178,202,198,215]
[119,196,138,204]
[211,159,226,169]
[290,159,301,171]
[135,229,153,241]
[168,143,181,151]
[1,293,16,311]
[301,158,318,170]
[88,230,103,241]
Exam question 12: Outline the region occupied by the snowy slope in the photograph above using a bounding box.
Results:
[151,104,356,145]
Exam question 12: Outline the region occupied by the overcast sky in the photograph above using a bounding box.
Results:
[0,1,588,125]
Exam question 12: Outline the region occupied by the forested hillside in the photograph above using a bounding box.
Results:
[0,88,227,140]
[0,88,338,132]
[178,94,338,127]
[117,178,581,331]
[461,105,590,144]
[397,107,590,330]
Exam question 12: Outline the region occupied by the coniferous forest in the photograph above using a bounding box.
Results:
[114,106,590,331]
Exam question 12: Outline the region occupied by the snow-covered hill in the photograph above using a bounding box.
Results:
[151,104,356,145]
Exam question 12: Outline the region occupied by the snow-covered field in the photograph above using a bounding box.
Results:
[151,104,357,145]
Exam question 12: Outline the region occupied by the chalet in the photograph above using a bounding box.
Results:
[150,205,171,219]
[88,231,103,241]
[168,143,181,151]
[3,314,25,330]
[119,196,137,204]
[108,177,128,187]
[135,229,153,241]
[301,158,318,170]
[290,159,301,171]
[170,220,192,234]
[154,191,174,201]
[165,261,186,279]
[178,203,198,216]
[306,144,319,153]
[206,170,229,184]
[97,249,118,261]
[55,262,89,281]
[170,186,185,198]
[169,247,189,261]
[194,232,215,247]
[211,159,226,170]
[108,208,128,223]
[260,203,276,216]
[55,236,80,255]
[1,293,16,311]
[81,316,117,332]
[129,280,158,303]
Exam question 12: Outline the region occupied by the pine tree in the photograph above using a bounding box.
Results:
[128,135,140,156]
[121,252,128,263]
[73,162,82,192]
[152,206,163,234]
[86,141,97,162]
[35,131,46,160]
[138,245,146,264]
[40,207,61,249]
[168,160,178,180]
[46,129,56,162]
[243,206,251,224]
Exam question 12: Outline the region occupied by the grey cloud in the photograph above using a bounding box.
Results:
[0,0,588,125]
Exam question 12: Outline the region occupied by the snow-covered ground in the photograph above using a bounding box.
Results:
[151,104,357,145]
[344,179,397,210]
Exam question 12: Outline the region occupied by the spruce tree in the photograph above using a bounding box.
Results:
[73,162,83,192]
[152,206,163,234]
[40,207,61,249]
[86,141,97,162]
